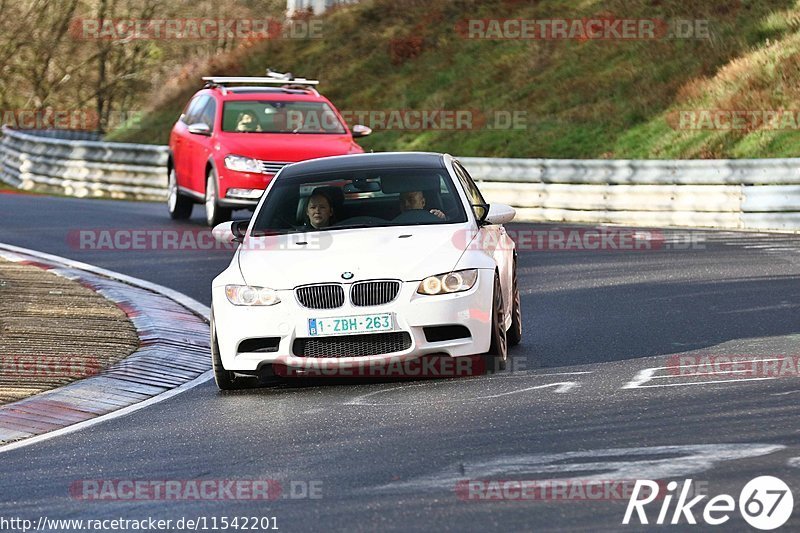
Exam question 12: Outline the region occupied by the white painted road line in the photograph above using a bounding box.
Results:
[663,358,784,370]
[623,358,792,389]
[0,370,212,455]
[487,370,594,380]
[346,380,579,406]
[627,377,773,389]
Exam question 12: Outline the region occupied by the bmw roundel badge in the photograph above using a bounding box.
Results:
[341,272,354,280]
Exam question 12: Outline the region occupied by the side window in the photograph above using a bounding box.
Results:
[453,161,487,221]
[180,97,196,124]
[183,95,209,125]
[200,98,217,131]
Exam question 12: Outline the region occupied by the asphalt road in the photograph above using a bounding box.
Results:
[1,192,799,532]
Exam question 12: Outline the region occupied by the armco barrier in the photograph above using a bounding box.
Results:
[1,128,799,232]
[0,127,167,201]
[458,157,800,232]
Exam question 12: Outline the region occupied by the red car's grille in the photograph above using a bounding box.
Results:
[259,161,289,175]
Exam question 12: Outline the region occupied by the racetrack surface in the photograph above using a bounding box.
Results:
[0,194,798,531]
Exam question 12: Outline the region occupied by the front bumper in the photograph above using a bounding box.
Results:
[217,196,261,208]
[216,166,274,207]
[211,270,495,372]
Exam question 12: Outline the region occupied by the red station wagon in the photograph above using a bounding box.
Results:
[167,73,371,225]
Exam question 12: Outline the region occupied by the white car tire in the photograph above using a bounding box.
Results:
[483,272,508,373]
[211,312,240,390]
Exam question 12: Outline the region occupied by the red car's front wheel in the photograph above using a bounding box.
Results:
[205,169,233,227]
[167,168,193,220]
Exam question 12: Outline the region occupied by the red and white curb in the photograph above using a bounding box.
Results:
[0,243,212,452]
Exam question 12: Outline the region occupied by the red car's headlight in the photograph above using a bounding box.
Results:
[224,154,261,173]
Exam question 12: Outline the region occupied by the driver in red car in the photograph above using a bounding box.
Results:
[235,111,262,132]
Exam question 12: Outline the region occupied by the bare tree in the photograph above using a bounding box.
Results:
[0,0,287,132]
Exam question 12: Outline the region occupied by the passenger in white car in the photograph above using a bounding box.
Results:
[400,191,445,220]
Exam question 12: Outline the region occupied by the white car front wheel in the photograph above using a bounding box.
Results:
[211,313,240,390]
[507,255,522,347]
[482,272,508,373]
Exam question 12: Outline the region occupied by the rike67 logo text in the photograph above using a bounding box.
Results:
[623,477,794,530]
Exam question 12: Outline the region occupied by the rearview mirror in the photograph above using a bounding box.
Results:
[343,180,381,193]
[187,123,211,136]
[351,124,372,138]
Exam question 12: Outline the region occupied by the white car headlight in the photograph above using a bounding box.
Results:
[224,154,261,173]
[225,285,281,306]
[417,269,479,295]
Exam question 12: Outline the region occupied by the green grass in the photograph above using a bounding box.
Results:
[109,0,800,158]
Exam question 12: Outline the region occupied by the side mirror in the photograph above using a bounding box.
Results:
[212,220,248,243]
[187,122,211,136]
[351,124,372,138]
[482,203,516,225]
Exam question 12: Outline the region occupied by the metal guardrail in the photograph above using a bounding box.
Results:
[459,157,800,232]
[0,127,168,201]
[458,157,800,185]
[1,128,799,231]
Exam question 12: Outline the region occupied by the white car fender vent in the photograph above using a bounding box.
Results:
[292,332,412,358]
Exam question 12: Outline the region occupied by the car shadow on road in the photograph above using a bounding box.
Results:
[215,353,513,393]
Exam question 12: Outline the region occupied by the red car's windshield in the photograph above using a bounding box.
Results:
[222,100,347,134]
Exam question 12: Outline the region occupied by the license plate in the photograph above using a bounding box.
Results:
[308,313,393,337]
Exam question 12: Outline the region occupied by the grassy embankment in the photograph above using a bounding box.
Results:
[109,0,800,159]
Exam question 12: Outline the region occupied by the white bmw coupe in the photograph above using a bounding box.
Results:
[210,152,521,390]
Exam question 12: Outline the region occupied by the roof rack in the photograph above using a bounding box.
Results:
[202,71,320,95]
[202,76,319,86]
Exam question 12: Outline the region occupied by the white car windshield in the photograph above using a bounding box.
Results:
[251,168,468,235]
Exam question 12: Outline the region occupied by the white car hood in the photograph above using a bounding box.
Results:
[238,225,469,289]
